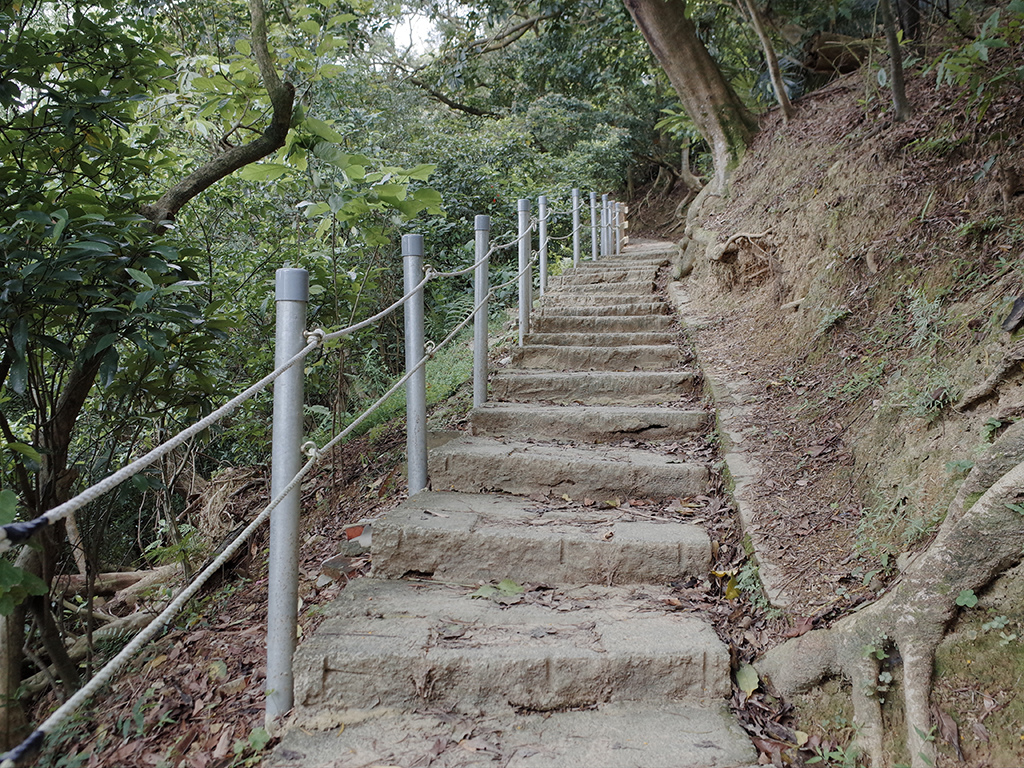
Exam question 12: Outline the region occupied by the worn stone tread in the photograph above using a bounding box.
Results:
[372,491,711,584]
[429,435,709,498]
[470,403,709,441]
[269,703,757,768]
[292,578,731,714]
[511,343,681,371]
[489,369,700,404]
[534,301,668,316]
[540,293,663,307]
[531,314,676,333]
[523,331,676,346]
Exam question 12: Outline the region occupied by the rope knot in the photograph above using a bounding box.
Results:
[301,441,322,460]
[304,328,326,346]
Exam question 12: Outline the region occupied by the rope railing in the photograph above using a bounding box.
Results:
[0,188,627,766]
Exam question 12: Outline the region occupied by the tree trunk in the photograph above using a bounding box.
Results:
[624,0,759,190]
[741,0,795,122]
[758,420,1024,768]
[897,0,921,45]
[879,0,912,122]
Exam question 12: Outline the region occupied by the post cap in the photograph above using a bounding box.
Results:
[518,198,530,212]
[475,215,491,231]
[402,234,424,257]
[275,268,309,302]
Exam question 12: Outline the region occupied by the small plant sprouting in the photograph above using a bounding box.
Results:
[955,589,979,608]
[983,417,1005,441]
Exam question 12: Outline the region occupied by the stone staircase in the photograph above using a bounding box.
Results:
[268,241,757,768]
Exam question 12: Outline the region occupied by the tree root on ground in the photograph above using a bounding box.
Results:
[757,421,1024,767]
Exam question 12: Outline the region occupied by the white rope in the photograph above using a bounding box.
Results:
[13,445,320,757]
[320,272,431,343]
[0,199,561,764]
[430,221,536,278]
[0,336,322,554]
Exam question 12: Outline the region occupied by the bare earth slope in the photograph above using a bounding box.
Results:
[674,63,1024,766]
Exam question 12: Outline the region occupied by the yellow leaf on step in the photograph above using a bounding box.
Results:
[725,575,740,600]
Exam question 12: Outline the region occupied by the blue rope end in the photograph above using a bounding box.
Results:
[1,517,49,545]
[1,729,45,765]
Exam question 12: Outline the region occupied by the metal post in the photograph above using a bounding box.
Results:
[571,188,581,268]
[601,194,610,258]
[473,215,490,408]
[266,267,308,727]
[614,203,623,257]
[621,203,629,250]
[538,195,548,297]
[517,198,531,346]
[403,234,428,495]
[590,192,599,261]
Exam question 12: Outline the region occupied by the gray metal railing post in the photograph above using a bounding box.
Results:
[601,194,610,258]
[266,267,308,727]
[538,195,548,296]
[517,198,531,346]
[614,203,623,257]
[403,234,428,495]
[473,215,490,408]
[571,188,581,268]
[590,192,599,261]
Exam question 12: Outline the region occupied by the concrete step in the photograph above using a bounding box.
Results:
[581,253,669,266]
[532,314,676,333]
[429,436,709,499]
[511,344,681,371]
[534,301,668,316]
[554,280,655,294]
[550,267,660,287]
[291,578,731,714]
[470,403,710,441]
[269,702,757,768]
[524,331,677,346]
[371,491,711,585]
[490,370,701,404]
[540,293,662,308]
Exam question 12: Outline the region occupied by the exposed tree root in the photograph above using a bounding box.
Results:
[758,421,1024,768]
[956,342,1024,411]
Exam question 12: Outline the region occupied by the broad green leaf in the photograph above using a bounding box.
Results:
[412,188,444,214]
[0,489,18,525]
[0,560,22,590]
[406,163,436,181]
[126,267,154,288]
[736,663,759,697]
[304,117,344,143]
[5,442,41,465]
[373,183,407,201]
[237,163,292,181]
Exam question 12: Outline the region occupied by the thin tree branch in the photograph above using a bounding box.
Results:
[141,0,294,226]
[408,78,499,117]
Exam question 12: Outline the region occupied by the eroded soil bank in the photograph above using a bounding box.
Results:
[671,62,1024,766]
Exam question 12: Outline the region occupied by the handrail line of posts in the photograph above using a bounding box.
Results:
[0,190,597,767]
[403,234,428,496]
[537,195,548,296]
[572,188,581,268]
[473,216,490,407]
[266,268,308,724]
[518,198,531,346]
